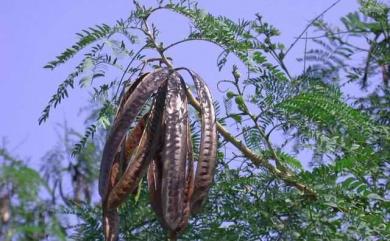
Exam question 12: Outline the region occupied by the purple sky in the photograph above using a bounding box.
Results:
[0,0,359,166]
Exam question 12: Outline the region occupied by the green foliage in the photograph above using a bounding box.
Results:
[72,124,97,157]
[0,148,66,241]
[308,0,389,88]
[39,19,139,125]
[277,90,380,140]
[72,99,116,156]
[1,164,43,201]
[44,24,112,70]
[166,1,288,81]
[0,149,44,201]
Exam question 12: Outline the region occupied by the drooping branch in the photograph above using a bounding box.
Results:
[185,88,316,198]
[141,18,317,199]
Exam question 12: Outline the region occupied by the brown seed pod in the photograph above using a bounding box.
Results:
[99,68,217,240]
[99,68,170,198]
[102,114,148,241]
[161,72,188,231]
[178,69,217,213]
[107,82,168,209]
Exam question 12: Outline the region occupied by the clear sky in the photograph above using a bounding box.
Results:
[0,0,359,166]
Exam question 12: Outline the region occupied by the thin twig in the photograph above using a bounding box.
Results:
[297,30,373,40]
[362,34,380,88]
[285,0,341,56]
[113,45,147,103]
[303,32,308,73]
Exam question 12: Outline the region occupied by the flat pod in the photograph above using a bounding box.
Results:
[99,68,170,197]
[106,83,168,209]
[147,150,166,228]
[115,73,149,117]
[161,72,189,231]
[185,70,217,213]
[175,119,195,235]
[102,114,148,241]
[100,67,217,240]
[102,208,119,241]
[148,77,195,237]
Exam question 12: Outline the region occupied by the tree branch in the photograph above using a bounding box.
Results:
[285,0,341,56]
[186,88,317,198]
[141,17,317,199]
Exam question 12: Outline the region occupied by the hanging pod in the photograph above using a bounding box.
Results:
[99,68,217,240]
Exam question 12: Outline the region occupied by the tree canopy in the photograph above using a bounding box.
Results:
[1,0,389,240]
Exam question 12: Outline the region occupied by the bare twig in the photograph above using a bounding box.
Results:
[285,0,341,56]
[113,44,147,103]
[303,32,308,73]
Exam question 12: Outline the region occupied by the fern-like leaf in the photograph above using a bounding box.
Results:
[44,24,112,69]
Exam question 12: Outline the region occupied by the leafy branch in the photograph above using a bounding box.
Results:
[44,24,111,70]
[139,13,316,198]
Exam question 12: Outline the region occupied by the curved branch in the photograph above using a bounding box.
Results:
[162,38,227,53]
[185,88,316,198]
[285,0,341,56]
[113,44,147,103]
[141,16,317,198]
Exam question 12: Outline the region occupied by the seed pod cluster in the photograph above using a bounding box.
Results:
[99,68,217,240]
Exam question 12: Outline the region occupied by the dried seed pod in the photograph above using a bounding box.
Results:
[186,70,217,213]
[147,152,167,228]
[107,83,168,209]
[147,116,165,221]
[100,68,218,240]
[121,115,148,174]
[102,207,119,241]
[148,94,194,237]
[102,114,148,241]
[174,119,195,235]
[161,73,189,231]
[99,68,170,197]
[0,194,10,224]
